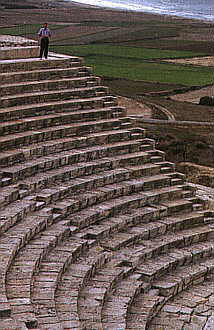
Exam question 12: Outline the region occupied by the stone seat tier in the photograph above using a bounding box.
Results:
[0,134,151,207]
[1,149,148,192]
[127,256,214,329]
[0,195,177,323]
[0,169,182,238]
[54,216,211,329]
[0,118,124,151]
[32,245,111,329]
[0,51,211,330]
[0,66,93,85]
[94,227,214,329]
[0,107,125,137]
[0,95,118,122]
[7,220,72,329]
[1,76,101,96]
[23,207,207,328]
[149,282,214,330]
[0,56,83,73]
[2,153,167,201]
[0,175,196,324]
[0,85,109,108]
[0,128,140,169]
[1,143,156,183]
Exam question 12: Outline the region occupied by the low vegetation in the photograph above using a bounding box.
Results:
[51,45,211,86]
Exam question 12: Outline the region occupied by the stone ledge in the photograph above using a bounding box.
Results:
[0,34,37,47]
[0,46,40,60]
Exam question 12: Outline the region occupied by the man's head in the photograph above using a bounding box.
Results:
[44,23,48,28]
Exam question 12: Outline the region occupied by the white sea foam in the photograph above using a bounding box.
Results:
[69,0,214,21]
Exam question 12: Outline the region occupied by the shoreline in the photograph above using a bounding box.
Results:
[63,0,214,24]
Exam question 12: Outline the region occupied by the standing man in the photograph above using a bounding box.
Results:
[38,23,51,59]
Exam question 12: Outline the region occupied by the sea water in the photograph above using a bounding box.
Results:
[70,0,214,21]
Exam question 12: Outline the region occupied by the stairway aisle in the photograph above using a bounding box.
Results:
[0,52,213,330]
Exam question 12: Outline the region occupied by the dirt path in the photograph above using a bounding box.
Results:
[170,85,214,103]
[117,96,152,118]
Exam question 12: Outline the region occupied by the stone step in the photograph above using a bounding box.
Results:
[148,150,166,163]
[0,55,83,73]
[67,186,189,230]
[0,183,195,322]
[0,66,93,85]
[75,206,204,244]
[3,188,179,322]
[81,265,139,329]
[0,107,125,137]
[126,294,164,329]
[137,240,214,284]
[152,258,214,298]
[0,46,39,60]
[32,246,110,328]
[99,225,214,329]
[0,168,131,233]
[149,281,214,329]
[6,220,72,328]
[161,199,193,215]
[0,318,27,330]
[1,76,101,96]
[0,129,134,168]
[0,95,118,122]
[0,211,60,321]
[68,187,183,240]
[126,242,214,328]
[0,184,23,208]
[99,205,201,252]
[67,220,209,329]
[102,275,151,329]
[158,161,175,174]
[1,144,157,184]
[0,118,122,151]
[1,85,109,108]
[127,163,163,178]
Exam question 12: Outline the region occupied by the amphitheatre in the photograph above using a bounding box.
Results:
[1,1,214,329]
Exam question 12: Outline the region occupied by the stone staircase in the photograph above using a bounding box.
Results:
[0,51,213,330]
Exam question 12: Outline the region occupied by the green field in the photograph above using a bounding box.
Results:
[0,24,68,36]
[51,44,204,60]
[51,45,212,86]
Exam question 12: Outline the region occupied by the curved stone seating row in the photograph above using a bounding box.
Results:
[0,52,212,329]
[1,86,110,108]
[51,211,212,329]
[0,55,82,73]
[0,118,124,151]
[0,107,125,137]
[0,65,93,85]
[0,129,133,167]
[149,280,214,329]
[0,166,178,319]
[0,95,118,122]
[1,170,199,326]
[126,256,214,329]
[84,226,214,329]
[1,76,100,96]
[1,139,145,182]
